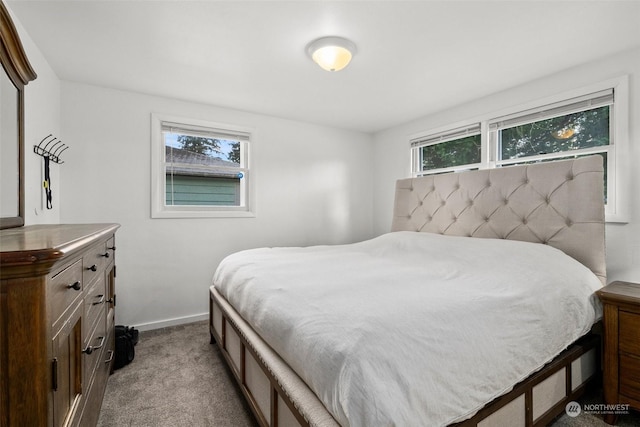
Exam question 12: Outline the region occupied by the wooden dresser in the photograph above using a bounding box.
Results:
[0,223,120,427]
[597,280,640,425]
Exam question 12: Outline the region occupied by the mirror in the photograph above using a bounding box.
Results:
[0,0,37,229]
[1,56,19,219]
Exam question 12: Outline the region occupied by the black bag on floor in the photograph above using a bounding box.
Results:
[114,325,138,370]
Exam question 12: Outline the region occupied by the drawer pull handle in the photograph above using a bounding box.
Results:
[100,252,110,258]
[52,358,58,391]
[105,350,114,364]
[87,264,97,272]
[67,281,81,291]
[93,294,105,305]
[83,336,106,355]
[108,246,116,251]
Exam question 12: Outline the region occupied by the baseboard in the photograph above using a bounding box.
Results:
[133,312,209,332]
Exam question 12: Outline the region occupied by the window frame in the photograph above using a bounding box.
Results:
[409,76,629,223]
[151,113,255,218]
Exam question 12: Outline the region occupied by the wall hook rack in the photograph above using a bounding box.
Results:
[34,134,68,164]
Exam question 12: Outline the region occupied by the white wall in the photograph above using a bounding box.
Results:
[7,4,61,224]
[372,47,640,283]
[60,82,373,329]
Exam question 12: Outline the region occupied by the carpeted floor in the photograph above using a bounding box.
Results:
[97,321,257,427]
[98,321,640,427]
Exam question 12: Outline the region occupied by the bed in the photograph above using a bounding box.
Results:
[209,155,606,427]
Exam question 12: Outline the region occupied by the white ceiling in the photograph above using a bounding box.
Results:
[8,0,640,133]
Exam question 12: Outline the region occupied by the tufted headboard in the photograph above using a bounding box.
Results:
[391,155,606,285]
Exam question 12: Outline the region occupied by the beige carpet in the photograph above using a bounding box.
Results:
[97,321,257,427]
[98,321,640,427]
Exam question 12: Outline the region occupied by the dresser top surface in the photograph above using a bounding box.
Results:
[0,223,119,270]
[596,281,640,305]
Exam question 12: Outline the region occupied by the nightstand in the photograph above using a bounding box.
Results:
[597,281,640,425]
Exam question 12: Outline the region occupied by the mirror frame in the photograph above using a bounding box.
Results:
[0,0,37,229]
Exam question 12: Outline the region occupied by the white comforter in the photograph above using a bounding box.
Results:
[213,232,602,427]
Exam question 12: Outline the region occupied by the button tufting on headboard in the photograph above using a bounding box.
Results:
[392,156,606,285]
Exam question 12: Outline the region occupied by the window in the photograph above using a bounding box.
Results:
[490,90,614,203]
[411,124,481,175]
[151,114,253,218]
[410,77,629,222]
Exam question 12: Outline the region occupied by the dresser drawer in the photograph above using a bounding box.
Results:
[619,353,640,399]
[619,310,640,356]
[106,236,115,253]
[50,259,83,324]
[82,241,110,285]
[78,337,114,427]
[84,274,106,338]
[83,311,107,388]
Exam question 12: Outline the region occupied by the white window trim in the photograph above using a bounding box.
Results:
[409,75,629,223]
[151,113,255,218]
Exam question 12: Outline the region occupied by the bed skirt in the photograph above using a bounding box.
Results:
[209,286,600,427]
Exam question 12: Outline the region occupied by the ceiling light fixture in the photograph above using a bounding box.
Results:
[306,36,357,72]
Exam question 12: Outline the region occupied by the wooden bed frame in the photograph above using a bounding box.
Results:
[210,155,606,427]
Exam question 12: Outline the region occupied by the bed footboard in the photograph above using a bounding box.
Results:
[210,286,600,427]
[210,287,340,427]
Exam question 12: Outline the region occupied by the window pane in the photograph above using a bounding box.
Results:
[165,132,241,166]
[166,175,240,206]
[164,132,242,206]
[500,106,609,160]
[421,134,481,171]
